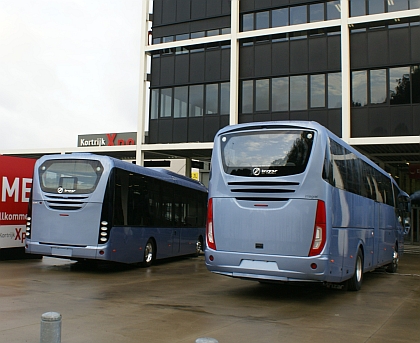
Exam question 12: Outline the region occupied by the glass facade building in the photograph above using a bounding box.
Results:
[137,0,420,186]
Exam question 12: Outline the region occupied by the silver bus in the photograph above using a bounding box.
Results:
[205,121,410,290]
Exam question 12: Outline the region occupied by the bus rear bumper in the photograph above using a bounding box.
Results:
[25,241,109,261]
[205,249,342,283]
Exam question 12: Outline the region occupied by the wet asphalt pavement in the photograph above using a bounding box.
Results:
[0,250,419,343]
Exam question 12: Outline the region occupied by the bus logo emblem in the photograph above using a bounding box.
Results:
[57,187,64,194]
[252,168,261,176]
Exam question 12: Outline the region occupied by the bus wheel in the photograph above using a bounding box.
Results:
[142,239,155,267]
[195,236,203,256]
[386,247,399,273]
[347,249,363,291]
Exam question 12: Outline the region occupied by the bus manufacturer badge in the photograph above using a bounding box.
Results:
[252,168,261,176]
[57,187,64,194]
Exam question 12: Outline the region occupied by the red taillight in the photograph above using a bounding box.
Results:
[309,200,326,257]
[206,198,216,250]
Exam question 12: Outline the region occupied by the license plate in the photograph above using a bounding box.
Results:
[51,247,72,257]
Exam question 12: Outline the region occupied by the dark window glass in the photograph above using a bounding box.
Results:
[327,1,341,19]
[243,13,254,31]
[221,28,231,34]
[330,139,346,190]
[411,0,420,8]
[151,89,159,119]
[272,8,289,27]
[350,0,366,16]
[310,74,326,108]
[328,72,342,108]
[153,37,161,44]
[220,82,230,114]
[389,66,411,105]
[160,88,172,117]
[370,69,387,104]
[189,85,204,117]
[388,0,409,11]
[352,70,368,107]
[242,80,253,113]
[175,33,189,41]
[310,3,325,22]
[368,0,385,14]
[207,29,219,37]
[255,79,269,111]
[206,84,219,114]
[256,11,270,29]
[290,75,307,110]
[290,6,307,25]
[221,130,315,177]
[272,77,289,111]
[39,159,103,195]
[191,31,205,39]
[174,86,188,118]
[413,65,420,103]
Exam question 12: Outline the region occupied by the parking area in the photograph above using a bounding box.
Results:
[1,250,419,343]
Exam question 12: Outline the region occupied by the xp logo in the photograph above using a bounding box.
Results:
[57,187,64,194]
[252,168,261,176]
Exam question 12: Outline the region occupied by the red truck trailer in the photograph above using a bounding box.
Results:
[0,155,36,257]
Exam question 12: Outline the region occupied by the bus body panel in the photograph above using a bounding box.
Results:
[30,202,102,246]
[212,198,317,256]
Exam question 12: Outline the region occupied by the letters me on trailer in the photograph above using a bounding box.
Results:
[0,156,36,249]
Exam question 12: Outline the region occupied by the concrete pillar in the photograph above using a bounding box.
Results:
[40,312,61,343]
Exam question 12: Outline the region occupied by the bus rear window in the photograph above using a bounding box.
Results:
[39,159,104,194]
[221,130,314,177]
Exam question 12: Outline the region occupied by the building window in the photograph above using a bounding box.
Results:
[255,79,270,111]
[350,0,366,16]
[272,8,289,27]
[189,85,204,117]
[389,66,411,105]
[174,86,188,118]
[256,11,270,30]
[369,0,385,14]
[220,83,230,114]
[310,74,326,108]
[150,89,159,119]
[352,71,368,107]
[370,69,387,104]
[242,80,254,113]
[290,75,307,110]
[310,3,325,22]
[326,1,341,19]
[160,88,172,117]
[243,13,254,31]
[290,5,307,25]
[328,72,342,108]
[388,0,409,12]
[206,84,219,114]
[272,77,289,112]
[413,65,420,103]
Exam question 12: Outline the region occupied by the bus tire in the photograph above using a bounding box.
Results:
[386,245,398,273]
[142,239,155,267]
[195,236,203,256]
[347,248,363,291]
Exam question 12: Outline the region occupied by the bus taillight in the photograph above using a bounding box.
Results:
[309,200,326,257]
[206,198,216,250]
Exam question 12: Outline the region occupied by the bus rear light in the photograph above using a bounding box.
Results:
[99,250,105,255]
[309,200,326,257]
[206,198,216,250]
[100,237,107,242]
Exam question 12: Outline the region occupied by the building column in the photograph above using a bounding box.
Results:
[136,0,150,166]
[229,0,240,126]
[340,0,351,142]
[185,158,192,178]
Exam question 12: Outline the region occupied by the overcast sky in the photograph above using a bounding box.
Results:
[0,0,143,151]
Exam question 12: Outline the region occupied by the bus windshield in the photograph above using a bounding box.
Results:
[221,130,315,177]
[38,159,104,194]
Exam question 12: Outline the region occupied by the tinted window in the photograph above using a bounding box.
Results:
[221,130,315,177]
